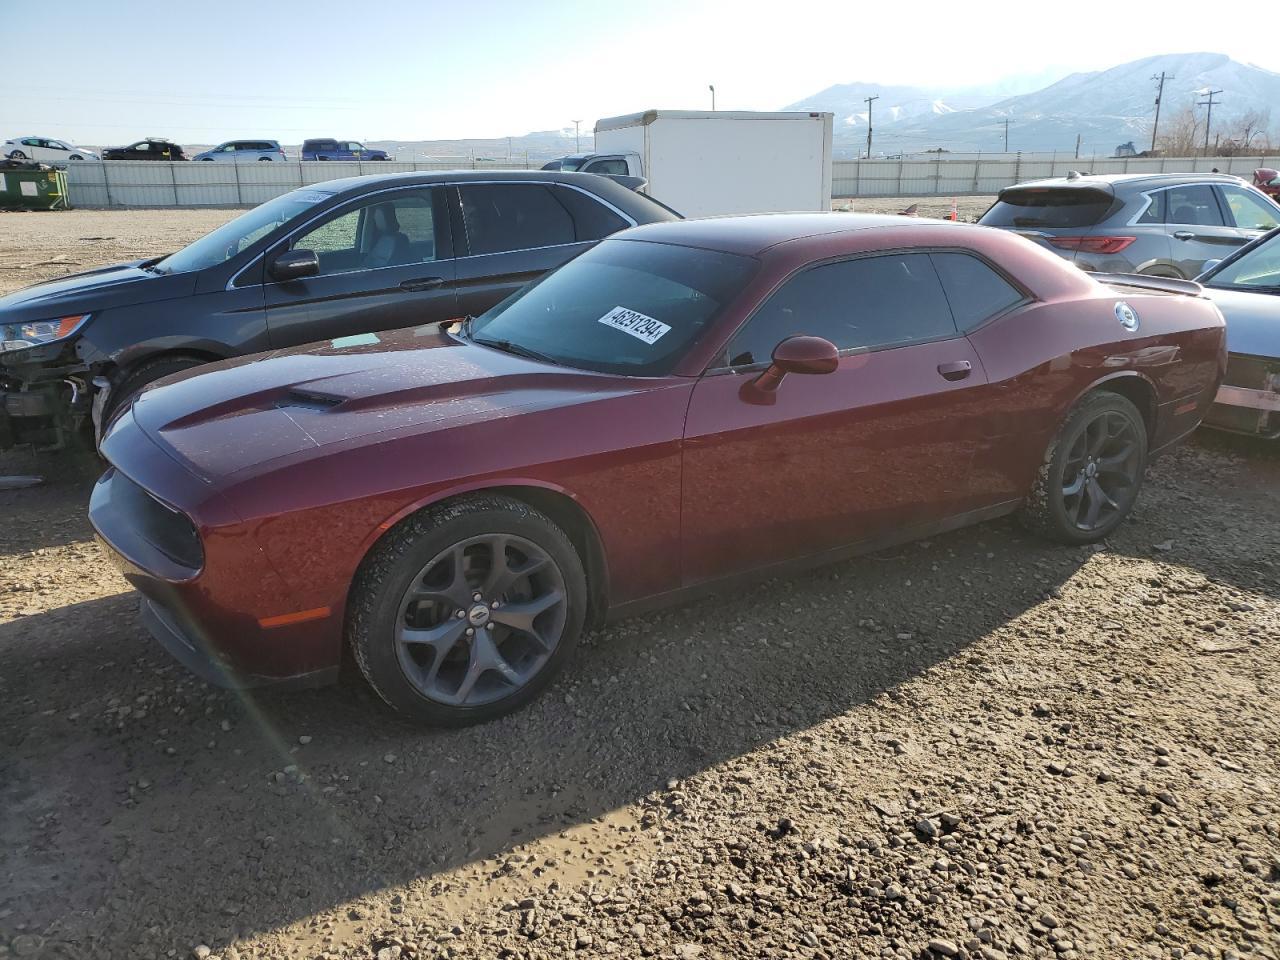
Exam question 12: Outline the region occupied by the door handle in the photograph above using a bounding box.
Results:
[937,360,972,381]
[1173,231,1195,241]
[400,276,445,292]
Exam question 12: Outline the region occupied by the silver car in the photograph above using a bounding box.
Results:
[192,139,286,163]
[1195,230,1280,438]
[980,173,1280,280]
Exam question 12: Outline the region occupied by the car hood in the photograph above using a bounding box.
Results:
[1202,287,1280,358]
[127,325,657,482]
[0,260,194,320]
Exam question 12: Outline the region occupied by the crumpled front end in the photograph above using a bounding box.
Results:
[1204,353,1280,438]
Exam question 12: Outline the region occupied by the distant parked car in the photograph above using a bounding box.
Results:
[2,136,99,164]
[980,172,1280,279]
[102,138,187,161]
[0,170,678,452]
[1195,229,1280,438]
[192,140,286,162]
[302,139,390,161]
[1252,168,1280,199]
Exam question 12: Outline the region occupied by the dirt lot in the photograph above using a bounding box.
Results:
[1,209,1279,960]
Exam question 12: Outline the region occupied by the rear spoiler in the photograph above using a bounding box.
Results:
[1089,272,1204,297]
[603,174,647,192]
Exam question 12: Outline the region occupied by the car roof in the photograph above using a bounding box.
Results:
[617,212,938,256]
[302,168,640,196]
[1008,172,1247,192]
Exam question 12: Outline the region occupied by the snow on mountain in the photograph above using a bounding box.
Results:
[786,53,1280,156]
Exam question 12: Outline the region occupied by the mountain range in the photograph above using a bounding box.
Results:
[784,52,1280,157]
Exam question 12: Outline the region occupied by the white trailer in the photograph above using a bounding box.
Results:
[590,110,833,218]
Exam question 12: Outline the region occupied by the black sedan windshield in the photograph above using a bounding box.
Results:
[469,239,757,376]
[154,188,335,275]
[1203,229,1280,291]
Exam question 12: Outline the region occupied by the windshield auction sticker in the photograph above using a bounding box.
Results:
[597,306,671,345]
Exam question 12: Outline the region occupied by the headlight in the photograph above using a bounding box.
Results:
[0,314,90,352]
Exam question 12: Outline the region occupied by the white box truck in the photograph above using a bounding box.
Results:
[586,110,834,218]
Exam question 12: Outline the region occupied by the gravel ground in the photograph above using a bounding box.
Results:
[1,208,1279,960]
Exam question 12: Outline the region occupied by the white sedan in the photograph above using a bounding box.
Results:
[3,136,100,164]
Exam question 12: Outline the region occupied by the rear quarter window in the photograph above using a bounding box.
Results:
[981,188,1115,229]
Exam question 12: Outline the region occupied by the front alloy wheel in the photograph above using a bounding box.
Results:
[349,494,587,725]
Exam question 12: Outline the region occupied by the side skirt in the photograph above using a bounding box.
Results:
[606,499,1024,623]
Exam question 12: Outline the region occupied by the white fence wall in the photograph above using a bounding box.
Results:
[65,159,538,208]
[63,154,1280,208]
[832,154,1280,198]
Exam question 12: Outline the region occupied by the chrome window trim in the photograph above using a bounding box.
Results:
[226,179,636,289]
[1128,183,1230,229]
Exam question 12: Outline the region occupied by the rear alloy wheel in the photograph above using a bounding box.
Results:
[9,151,26,160]
[1021,391,1148,544]
[349,495,586,725]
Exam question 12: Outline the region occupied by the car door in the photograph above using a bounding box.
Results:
[1216,183,1280,248]
[345,142,364,160]
[451,181,619,317]
[263,185,457,347]
[1162,183,1246,276]
[680,251,991,586]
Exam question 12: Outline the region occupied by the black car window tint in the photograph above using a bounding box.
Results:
[458,183,576,255]
[929,252,1024,331]
[584,158,629,176]
[553,186,628,242]
[1166,185,1225,226]
[1137,190,1165,224]
[726,253,957,367]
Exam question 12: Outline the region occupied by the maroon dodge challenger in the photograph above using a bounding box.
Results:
[90,214,1226,724]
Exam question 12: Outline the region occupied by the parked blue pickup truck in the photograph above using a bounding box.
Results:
[300,139,390,161]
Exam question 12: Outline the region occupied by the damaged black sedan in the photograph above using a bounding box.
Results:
[0,170,675,450]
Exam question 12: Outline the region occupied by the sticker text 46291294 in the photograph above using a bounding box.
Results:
[596,306,671,345]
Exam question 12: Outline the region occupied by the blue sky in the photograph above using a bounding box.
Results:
[7,0,1280,147]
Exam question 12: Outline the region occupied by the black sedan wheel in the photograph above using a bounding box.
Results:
[1021,390,1148,544]
[349,494,587,725]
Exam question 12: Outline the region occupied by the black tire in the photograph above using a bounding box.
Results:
[69,154,83,161]
[258,157,272,162]
[1020,390,1148,544]
[102,356,208,431]
[348,494,587,725]
[201,157,213,161]
[10,151,26,160]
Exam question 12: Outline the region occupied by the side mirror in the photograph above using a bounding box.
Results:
[742,335,839,404]
[269,249,320,282]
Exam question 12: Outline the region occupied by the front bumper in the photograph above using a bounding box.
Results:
[90,413,347,688]
[1203,354,1280,438]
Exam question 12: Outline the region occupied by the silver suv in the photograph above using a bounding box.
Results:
[979,172,1280,279]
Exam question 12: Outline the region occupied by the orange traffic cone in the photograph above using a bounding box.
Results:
[949,198,958,221]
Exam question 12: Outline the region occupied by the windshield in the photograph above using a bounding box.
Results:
[153,188,335,274]
[468,239,758,376]
[558,157,586,171]
[1203,229,1280,291]
[980,188,1115,229]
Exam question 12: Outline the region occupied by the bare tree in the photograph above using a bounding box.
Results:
[1220,108,1272,154]
[1155,105,1200,156]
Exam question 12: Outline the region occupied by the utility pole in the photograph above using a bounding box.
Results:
[1192,91,1223,158]
[1075,133,1081,159]
[572,120,581,152]
[709,84,716,110]
[1150,71,1173,153]
[1002,117,1012,152]
[864,95,879,159]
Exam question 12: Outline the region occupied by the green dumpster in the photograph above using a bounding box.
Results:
[0,167,69,210]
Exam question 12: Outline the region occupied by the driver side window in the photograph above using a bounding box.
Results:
[290,189,439,276]
[724,253,958,367]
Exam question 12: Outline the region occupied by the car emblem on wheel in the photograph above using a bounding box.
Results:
[1115,301,1139,332]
